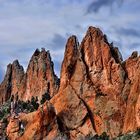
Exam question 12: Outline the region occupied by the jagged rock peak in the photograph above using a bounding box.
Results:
[3,59,24,82]
[12,60,24,72]
[62,35,79,69]
[85,26,104,41]
[3,64,12,81]
[66,35,79,49]
[33,48,40,56]
[31,48,52,61]
[61,35,79,73]
[12,59,20,66]
[130,51,138,59]
[87,26,103,35]
[24,47,58,100]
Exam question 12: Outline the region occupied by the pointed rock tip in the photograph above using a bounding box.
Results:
[33,48,40,56]
[87,26,103,36]
[41,47,46,53]
[66,35,79,47]
[12,60,20,66]
[130,51,138,59]
[41,48,51,57]
[68,35,78,42]
[7,63,12,68]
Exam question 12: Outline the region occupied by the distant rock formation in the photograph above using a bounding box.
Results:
[0,26,140,139]
[0,60,24,104]
[0,49,59,104]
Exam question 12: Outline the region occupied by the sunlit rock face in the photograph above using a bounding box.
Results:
[6,102,60,140]
[52,26,127,138]
[52,26,140,138]
[24,48,59,101]
[1,26,140,139]
[0,48,59,104]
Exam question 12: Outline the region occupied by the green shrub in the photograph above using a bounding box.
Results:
[40,92,50,104]
[0,100,11,120]
[31,96,39,110]
[85,132,109,140]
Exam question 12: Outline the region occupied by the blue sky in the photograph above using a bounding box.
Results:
[0,0,140,82]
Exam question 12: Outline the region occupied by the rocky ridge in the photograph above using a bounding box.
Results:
[0,26,140,139]
[0,48,59,104]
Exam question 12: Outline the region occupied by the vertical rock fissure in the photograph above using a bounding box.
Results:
[69,83,97,133]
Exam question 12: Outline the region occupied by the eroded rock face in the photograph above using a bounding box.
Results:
[122,55,140,133]
[24,48,59,101]
[0,60,24,104]
[51,26,140,138]
[80,27,127,137]
[0,48,59,103]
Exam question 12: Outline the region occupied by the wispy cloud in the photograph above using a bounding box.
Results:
[86,0,124,13]
[116,27,140,38]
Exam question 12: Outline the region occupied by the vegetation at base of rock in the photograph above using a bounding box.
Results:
[0,100,11,120]
[85,132,109,140]
[40,92,50,104]
[54,132,69,140]
[114,129,140,140]
[85,130,140,140]
[31,96,39,110]
[0,98,40,121]
[18,97,39,113]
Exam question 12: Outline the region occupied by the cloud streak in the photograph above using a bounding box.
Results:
[87,0,124,13]
[116,27,140,38]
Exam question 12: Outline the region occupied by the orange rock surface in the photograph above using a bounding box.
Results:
[0,26,139,139]
[0,48,59,104]
[6,102,59,140]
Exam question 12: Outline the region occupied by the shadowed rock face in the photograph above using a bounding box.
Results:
[0,26,140,139]
[0,60,24,104]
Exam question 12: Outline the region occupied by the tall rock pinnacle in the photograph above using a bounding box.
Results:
[0,48,59,103]
[0,60,24,104]
[24,48,59,101]
[51,26,135,138]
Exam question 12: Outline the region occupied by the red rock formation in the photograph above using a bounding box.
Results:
[6,102,60,140]
[122,53,140,133]
[0,60,24,104]
[24,48,59,101]
[52,27,128,138]
[0,48,59,103]
[1,26,140,139]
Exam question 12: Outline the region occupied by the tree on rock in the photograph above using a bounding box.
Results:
[40,92,50,104]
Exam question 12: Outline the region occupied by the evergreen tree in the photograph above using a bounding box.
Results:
[40,92,50,104]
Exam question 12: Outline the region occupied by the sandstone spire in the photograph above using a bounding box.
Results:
[0,48,59,104]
